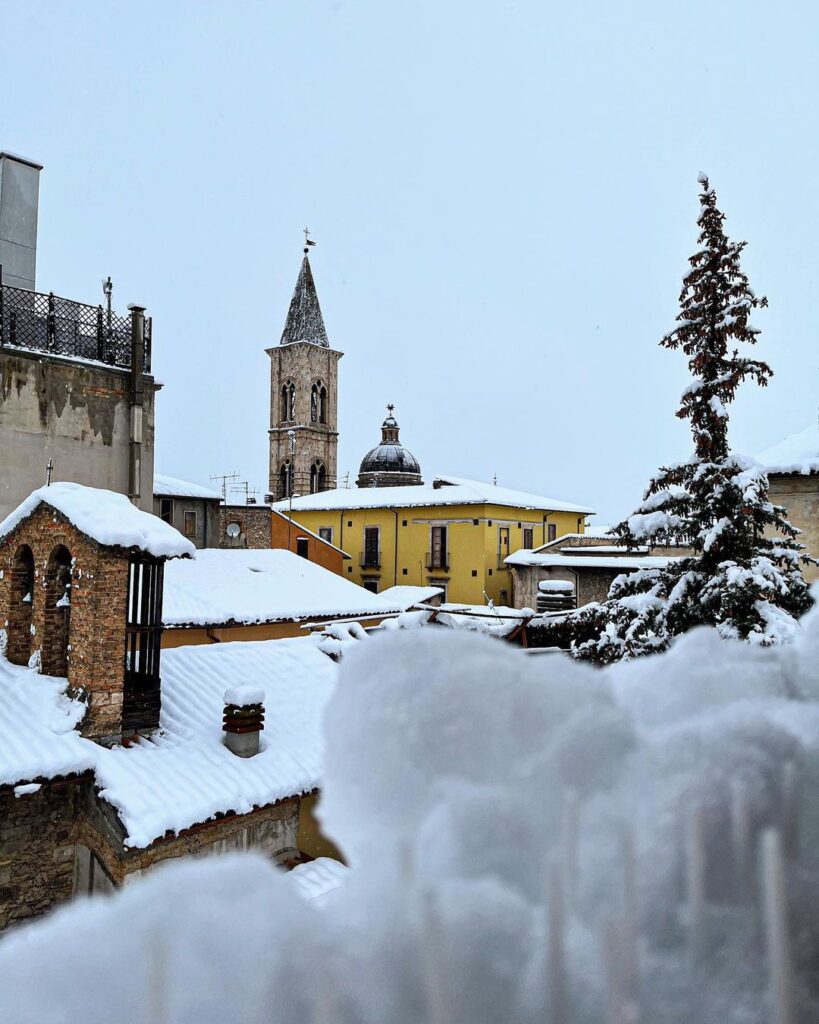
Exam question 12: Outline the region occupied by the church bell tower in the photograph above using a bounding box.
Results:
[266,245,342,500]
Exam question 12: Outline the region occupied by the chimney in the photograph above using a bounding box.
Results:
[223,686,265,757]
[0,152,43,291]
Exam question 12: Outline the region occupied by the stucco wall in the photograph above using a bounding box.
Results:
[0,348,157,520]
[768,473,819,583]
[152,495,221,549]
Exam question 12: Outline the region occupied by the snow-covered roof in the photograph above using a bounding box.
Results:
[376,585,444,610]
[0,636,337,847]
[288,857,348,905]
[0,483,195,559]
[162,548,401,628]
[272,476,594,515]
[505,551,678,570]
[757,421,819,476]
[153,474,223,500]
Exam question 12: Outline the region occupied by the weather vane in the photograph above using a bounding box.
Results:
[303,227,317,255]
[387,403,395,415]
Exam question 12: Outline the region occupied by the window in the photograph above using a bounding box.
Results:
[183,510,197,538]
[523,527,534,549]
[500,590,509,605]
[362,527,380,568]
[362,579,379,593]
[296,537,309,559]
[402,519,408,527]
[498,527,510,566]
[42,545,72,678]
[6,544,35,667]
[473,519,480,526]
[281,381,296,422]
[279,461,293,499]
[124,556,165,732]
[471,569,478,577]
[428,526,448,569]
[402,568,408,575]
[310,460,327,494]
[347,566,353,573]
[319,384,328,424]
[159,498,173,524]
[311,383,319,423]
[347,520,353,528]
[548,523,557,542]
[429,580,448,602]
[318,527,333,544]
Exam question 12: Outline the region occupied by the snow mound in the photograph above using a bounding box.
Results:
[3,616,819,1022]
[757,420,819,476]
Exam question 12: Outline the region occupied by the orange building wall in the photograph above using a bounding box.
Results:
[270,513,345,575]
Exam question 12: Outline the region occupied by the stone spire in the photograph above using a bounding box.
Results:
[279,255,329,347]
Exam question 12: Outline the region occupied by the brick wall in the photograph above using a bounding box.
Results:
[0,504,130,740]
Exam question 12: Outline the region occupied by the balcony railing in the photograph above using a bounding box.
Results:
[360,550,382,569]
[425,551,450,571]
[0,269,152,372]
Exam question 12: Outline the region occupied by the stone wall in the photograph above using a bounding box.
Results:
[0,776,301,932]
[0,348,158,521]
[219,504,272,549]
[267,341,341,498]
[769,473,819,583]
[0,776,86,932]
[0,505,130,741]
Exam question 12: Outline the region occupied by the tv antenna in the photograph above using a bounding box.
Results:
[210,471,240,502]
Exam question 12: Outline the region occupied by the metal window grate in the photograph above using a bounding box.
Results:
[0,271,152,372]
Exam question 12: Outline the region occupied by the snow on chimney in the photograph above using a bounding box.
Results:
[222,686,265,758]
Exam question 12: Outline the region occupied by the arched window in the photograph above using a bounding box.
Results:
[310,384,318,423]
[6,544,35,666]
[42,545,72,677]
[310,460,327,494]
[319,385,328,425]
[279,461,293,499]
[281,382,296,422]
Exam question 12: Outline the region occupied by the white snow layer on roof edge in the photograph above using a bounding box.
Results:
[153,474,223,500]
[3,608,819,1022]
[0,482,195,558]
[162,548,402,626]
[272,475,594,514]
[757,420,819,475]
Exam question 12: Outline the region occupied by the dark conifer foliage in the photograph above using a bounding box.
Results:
[572,177,814,664]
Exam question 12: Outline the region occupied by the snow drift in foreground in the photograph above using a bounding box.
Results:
[2,605,819,1023]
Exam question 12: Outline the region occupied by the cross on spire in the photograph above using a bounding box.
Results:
[303,227,316,255]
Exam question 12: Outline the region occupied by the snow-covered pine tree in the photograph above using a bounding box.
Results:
[572,175,814,664]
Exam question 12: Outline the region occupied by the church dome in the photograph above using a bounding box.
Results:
[357,408,423,488]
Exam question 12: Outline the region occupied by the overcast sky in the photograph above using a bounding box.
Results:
[3,1,818,523]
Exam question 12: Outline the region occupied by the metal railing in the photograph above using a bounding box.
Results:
[0,267,152,372]
[426,551,450,571]
[360,550,382,569]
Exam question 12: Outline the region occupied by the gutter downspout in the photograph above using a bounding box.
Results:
[390,508,399,587]
[127,304,146,505]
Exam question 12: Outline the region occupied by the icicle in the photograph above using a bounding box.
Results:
[781,760,799,860]
[420,890,450,1024]
[686,807,707,965]
[760,828,794,1024]
[547,862,570,1024]
[730,780,752,902]
[619,826,639,1015]
[562,788,581,904]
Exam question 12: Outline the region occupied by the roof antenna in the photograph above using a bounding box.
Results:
[303,227,317,255]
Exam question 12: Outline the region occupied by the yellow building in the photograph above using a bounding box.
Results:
[274,474,594,605]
